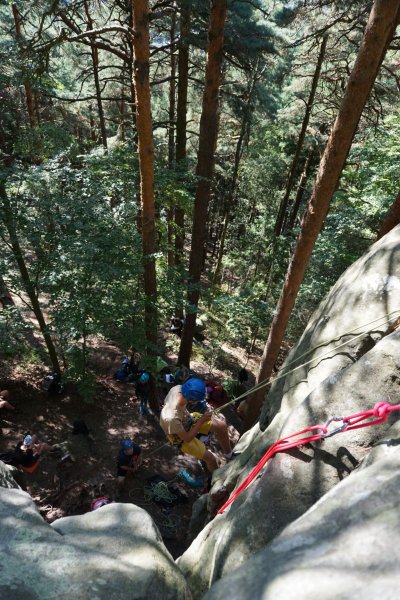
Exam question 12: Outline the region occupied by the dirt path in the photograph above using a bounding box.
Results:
[0,350,243,558]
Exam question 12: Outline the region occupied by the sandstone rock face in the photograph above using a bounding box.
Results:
[177,226,400,598]
[261,225,400,429]
[0,460,21,489]
[1,231,400,600]
[203,446,400,600]
[0,490,192,600]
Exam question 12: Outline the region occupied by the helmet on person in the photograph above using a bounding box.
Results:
[139,372,150,383]
[181,378,206,402]
[121,358,130,366]
[23,434,33,446]
[121,439,135,450]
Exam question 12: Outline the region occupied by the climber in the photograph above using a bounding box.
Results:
[159,377,233,472]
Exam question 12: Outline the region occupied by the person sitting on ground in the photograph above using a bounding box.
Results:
[0,389,15,410]
[159,378,233,473]
[116,438,142,496]
[14,434,56,469]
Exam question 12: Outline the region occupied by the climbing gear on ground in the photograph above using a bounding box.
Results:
[217,400,400,515]
[90,496,111,511]
[178,469,205,488]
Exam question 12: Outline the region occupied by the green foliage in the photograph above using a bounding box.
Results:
[0,305,30,356]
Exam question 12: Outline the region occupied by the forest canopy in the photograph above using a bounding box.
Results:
[1,0,399,403]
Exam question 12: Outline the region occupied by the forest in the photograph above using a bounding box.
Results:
[1,0,399,422]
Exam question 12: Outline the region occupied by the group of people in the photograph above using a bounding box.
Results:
[116,370,235,496]
[1,390,59,473]
[2,362,244,501]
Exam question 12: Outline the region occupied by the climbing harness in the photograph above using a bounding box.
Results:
[217,400,400,515]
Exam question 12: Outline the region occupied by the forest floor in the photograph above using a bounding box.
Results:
[0,336,260,558]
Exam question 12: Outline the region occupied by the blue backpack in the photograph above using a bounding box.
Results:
[113,366,129,382]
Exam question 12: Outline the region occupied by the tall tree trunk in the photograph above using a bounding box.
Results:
[178,0,227,366]
[119,92,126,141]
[0,183,60,372]
[0,275,14,308]
[132,0,158,354]
[274,35,328,236]
[244,0,400,430]
[212,63,258,287]
[285,147,315,231]
[12,2,37,129]
[377,191,400,239]
[89,105,97,142]
[167,11,177,269]
[174,0,191,271]
[83,1,108,150]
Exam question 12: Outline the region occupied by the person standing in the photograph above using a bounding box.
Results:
[135,372,152,416]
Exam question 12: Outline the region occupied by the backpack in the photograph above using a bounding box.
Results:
[90,496,111,511]
[42,372,64,395]
[113,367,129,382]
[0,451,18,466]
[238,368,249,383]
[209,384,228,407]
[72,419,90,435]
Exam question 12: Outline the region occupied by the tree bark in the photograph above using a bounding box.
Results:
[274,35,328,237]
[0,183,60,372]
[131,0,158,353]
[285,147,315,231]
[12,2,37,129]
[83,1,108,149]
[0,275,14,308]
[174,0,191,271]
[377,191,400,239]
[244,0,400,430]
[178,0,227,366]
[212,64,258,287]
[167,12,177,269]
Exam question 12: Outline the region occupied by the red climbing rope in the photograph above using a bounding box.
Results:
[217,401,400,515]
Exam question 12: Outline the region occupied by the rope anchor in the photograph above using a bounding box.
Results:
[320,416,348,439]
[217,401,400,515]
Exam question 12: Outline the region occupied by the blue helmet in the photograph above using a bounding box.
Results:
[121,358,130,366]
[139,372,150,383]
[121,439,135,450]
[181,378,206,402]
